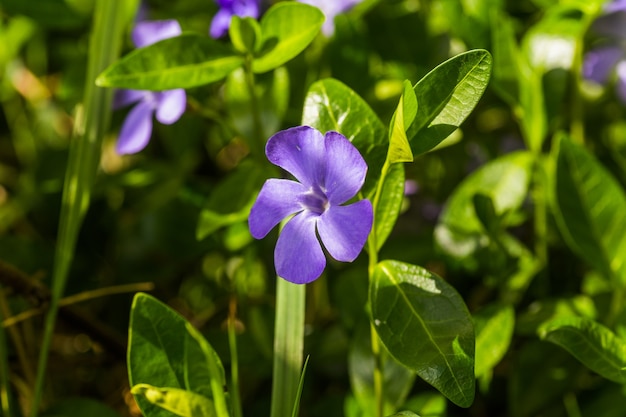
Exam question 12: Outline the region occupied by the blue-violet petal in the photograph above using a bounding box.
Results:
[116,100,155,154]
[249,179,307,239]
[322,131,368,205]
[317,200,372,262]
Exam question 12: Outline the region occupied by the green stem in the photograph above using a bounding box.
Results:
[532,156,548,276]
[30,1,128,414]
[243,56,266,156]
[228,296,243,417]
[0,289,14,417]
[270,278,305,417]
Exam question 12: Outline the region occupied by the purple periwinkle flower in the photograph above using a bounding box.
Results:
[298,0,361,36]
[210,0,260,38]
[248,126,373,284]
[583,0,626,102]
[114,20,186,155]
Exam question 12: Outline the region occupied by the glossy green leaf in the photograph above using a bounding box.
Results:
[435,151,534,260]
[128,293,226,417]
[131,384,216,417]
[474,303,515,378]
[373,162,405,251]
[302,78,387,194]
[516,295,597,336]
[407,49,492,155]
[253,2,324,73]
[388,80,417,163]
[96,34,244,90]
[370,260,475,408]
[349,321,415,416]
[229,16,261,54]
[553,136,626,285]
[539,317,626,383]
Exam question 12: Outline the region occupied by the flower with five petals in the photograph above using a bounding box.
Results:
[249,126,373,284]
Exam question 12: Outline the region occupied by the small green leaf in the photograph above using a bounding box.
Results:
[128,293,226,417]
[131,384,216,417]
[229,16,261,54]
[474,303,515,378]
[407,49,492,155]
[370,260,475,408]
[553,135,626,285]
[302,78,387,194]
[253,2,324,73]
[372,162,405,251]
[96,34,244,90]
[388,80,417,163]
[539,317,626,383]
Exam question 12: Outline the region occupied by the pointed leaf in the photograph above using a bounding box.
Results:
[373,162,405,251]
[553,136,626,285]
[407,49,492,155]
[388,80,417,163]
[539,317,626,383]
[128,293,226,417]
[370,260,475,407]
[96,34,244,90]
[131,384,216,417]
[253,3,324,73]
[302,78,387,194]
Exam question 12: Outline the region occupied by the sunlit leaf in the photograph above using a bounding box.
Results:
[253,2,324,73]
[388,80,417,164]
[474,303,515,378]
[131,384,216,417]
[407,49,492,155]
[553,135,626,285]
[96,34,244,90]
[373,163,405,251]
[539,317,626,383]
[370,260,475,407]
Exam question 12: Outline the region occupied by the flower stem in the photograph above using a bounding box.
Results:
[227,296,243,417]
[243,55,266,156]
[0,288,15,417]
[29,1,128,414]
[270,278,305,417]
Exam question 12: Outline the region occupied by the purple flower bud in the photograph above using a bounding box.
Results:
[210,0,260,38]
[248,126,373,284]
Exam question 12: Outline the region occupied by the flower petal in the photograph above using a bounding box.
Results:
[232,0,260,18]
[155,89,186,124]
[132,20,182,48]
[317,199,373,262]
[249,179,307,239]
[113,89,145,109]
[210,9,233,38]
[583,46,624,84]
[322,131,368,205]
[116,101,155,154]
[266,126,326,187]
[275,212,325,284]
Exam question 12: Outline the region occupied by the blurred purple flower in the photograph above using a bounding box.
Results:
[114,20,186,154]
[210,0,260,38]
[298,0,360,36]
[583,0,626,102]
[248,126,373,284]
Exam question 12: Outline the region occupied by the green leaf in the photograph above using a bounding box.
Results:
[1,0,88,28]
[253,2,324,73]
[553,135,626,285]
[96,34,244,90]
[516,295,597,336]
[435,151,534,260]
[229,16,261,54]
[128,293,226,417]
[407,49,492,155]
[370,260,475,408]
[388,80,417,163]
[131,384,216,417]
[387,412,421,417]
[539,317,626,383]
[302,78,387,194]
[373,162,405,251]
[474,303,515,378]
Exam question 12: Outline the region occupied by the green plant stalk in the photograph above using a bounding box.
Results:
[30,1,128,414]
[0,289,14,417]
[270,277,305,417]
[243,55,266,156]
[228,297,243,417]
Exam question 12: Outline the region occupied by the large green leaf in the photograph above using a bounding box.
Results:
[370,260,475,407]
[474,303,515,378]
[373,162,405,251]
[252,2,324,73]
[131,384,216,417]
[553,136,626,285]
[302,78,387,194]
[96,34,244,90]
[128,293,226,417]
[539,317,626,383]
[407,49,492,155]
[435,151,534,260]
